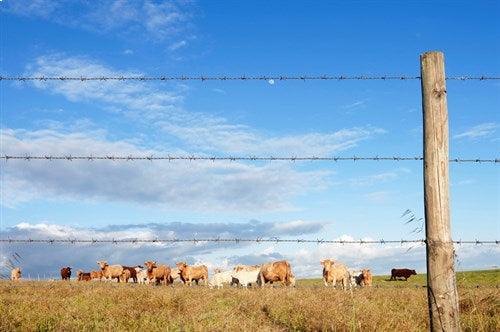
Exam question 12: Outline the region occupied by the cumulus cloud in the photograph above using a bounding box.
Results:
[1,128,328,211]
[453,122,498,140]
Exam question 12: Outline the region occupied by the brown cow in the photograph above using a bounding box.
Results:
[97,261,123,282]
[390,268,416,281]
[60,267,72,280]
[257,260,295,287]
[11,267,21,281]
[77,270,92,281]
[144,261,171,285]
[321,259,350,290]
[90,270,103,281]
[361,269,373,287]
[176,262,208,286]
[122,266,138,283]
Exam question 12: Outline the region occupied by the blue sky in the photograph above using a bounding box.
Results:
[0,0,498,278]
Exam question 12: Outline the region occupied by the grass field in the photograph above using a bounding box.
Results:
[0,270,498,331]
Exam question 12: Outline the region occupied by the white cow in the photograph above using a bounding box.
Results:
[232,269,259,288]
[135,267,150,284]
[208,270,233,289]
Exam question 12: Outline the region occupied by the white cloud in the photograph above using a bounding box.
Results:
[4,0,192,43]
[26,54,386,156]
[453,122,498,140]
[1,128,328,211]
[169,40,188,51]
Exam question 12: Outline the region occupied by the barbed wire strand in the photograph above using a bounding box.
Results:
[1,75,499,81]
[1,155,498,163]
[0,238,497,245]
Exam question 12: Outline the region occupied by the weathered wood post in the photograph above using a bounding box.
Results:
[420,51,460,331]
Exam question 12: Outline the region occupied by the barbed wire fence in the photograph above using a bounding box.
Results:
[1,58,498,321]
[1,75,500,81]
[0,238,498,245]
[1,155,499,163]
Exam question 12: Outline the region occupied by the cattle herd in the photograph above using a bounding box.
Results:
[8,260,418,288]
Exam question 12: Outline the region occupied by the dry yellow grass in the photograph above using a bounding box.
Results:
[0,281,498,331]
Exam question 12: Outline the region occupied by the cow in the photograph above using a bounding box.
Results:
[208,270,234,289]
[90,270,103,281]
[361,269,373,287]
[349,269,363,287]
[60,267,72,281]
[233,264,261,273]
[10,267,21,281]
[176,262,208,286]
[390,268,416,281]
[135,267,149,284]
[77,270,92,281]
[321,259,350,290]
[232,269,259,288]
[257,260,295,287]
[120,269,131,283]
[170,268,181,283]
[144,261,171,285]
[122,266,138,283]
[97,261,124,282]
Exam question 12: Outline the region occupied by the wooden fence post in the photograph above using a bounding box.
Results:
[420,51,460,331]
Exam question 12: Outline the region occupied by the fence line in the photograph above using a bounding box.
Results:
[0,238,498,245]
[1,75,499,81]
[2,155,499,163]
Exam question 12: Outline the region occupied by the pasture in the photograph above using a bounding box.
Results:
[0,270,498,331]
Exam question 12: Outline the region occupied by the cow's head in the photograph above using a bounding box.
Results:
[176,262,188,271]
[144,261,157,271]
[411,270,417,275]
[96,261,108,270]
[288,273,296,287]
[320,259,333,270]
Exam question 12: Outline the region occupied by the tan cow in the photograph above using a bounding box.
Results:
[170,268,181,283]
[257,260,295,287]
[97,261,124,282]
[233,264,261,273]
[321,259,350,290]
[11,267,21,281]
[90,270,103,281]
[120,269,131,283]
[176,262,208,286]
[361,269,373,287]
[144,261,171,285]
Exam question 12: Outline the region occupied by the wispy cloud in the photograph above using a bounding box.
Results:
[4,0,193,43]
[453,122,498,140]
[26,54,386,156]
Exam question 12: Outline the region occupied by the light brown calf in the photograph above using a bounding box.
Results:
[97,261,124,282]
[321,259,350,290]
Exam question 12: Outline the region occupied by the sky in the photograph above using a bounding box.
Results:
[0,0,499,279]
